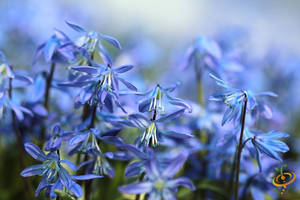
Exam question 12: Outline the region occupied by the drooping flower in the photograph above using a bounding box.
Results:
[45,125,75,152]
[69,128,123,154]
[118,152,195,199]
[33,29,72,65]
[111,109,193,148]
[249,130,289,172]
[58,63,137,112]
[65,21,121,65]
[118,82,192,115]
[206,74,277,126]
[21,143,76,189]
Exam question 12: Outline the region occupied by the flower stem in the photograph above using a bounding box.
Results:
[234,95,248,200]
[41,62,56,148]
[9,67,35,199]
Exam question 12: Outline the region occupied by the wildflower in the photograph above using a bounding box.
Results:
[58,63,137,112]
[111,109,193,147]
[65,21,121,65]
[21,142,76,189]
[118,152,195,199]
[119,82,192,114]
[33,29,71,65]
[45,125,75,152]
[206,74,277,126]
[249,131,289,172]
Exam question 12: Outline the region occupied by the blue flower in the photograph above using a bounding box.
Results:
[119,82,192,114]
[249,130,289,172]
[45,125,75,152]
[65,21,121,65]
[58,63,137,112]
[206,74,277,126]
[118,152,195,199]
[21,142,76,189]
[33,29,72,65]
[118,145,171,178]
[0,52,14,87]
[69,128,123,154]
[111,109,193,147]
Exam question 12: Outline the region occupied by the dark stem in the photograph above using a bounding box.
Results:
[229,147,238,194]
[135,173,146,200]
[241,137,253,151]
[234,95,248,200]
[9,68,35,199]
[41,62,56,148]
[85,106,97,200]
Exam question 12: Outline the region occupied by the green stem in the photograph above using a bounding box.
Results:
[234,95,248,200]
[9,67,35,199]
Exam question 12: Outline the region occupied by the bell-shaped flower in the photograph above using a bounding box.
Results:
[111,109,193,148]
[242,130,289,172]
[65,21,121,65]
[21,143,76,189]
[118,82,192,115]
[0,52,14,87]
[206,74,277,126]
[118,152,195,199]
[33,29,72,65]
[69,128,124,154]
[58,62,137,112]
[45,125,75,151]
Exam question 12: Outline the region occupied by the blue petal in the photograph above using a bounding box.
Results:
[158,126,193,139]
[100,34,122,49]
[69,183,82,198]
[71,66,99,74]
[252,142,262,172]
[117,77,138,91]
[118,181,153,194]
[164,93,192,113]
[60,159,77,171]
[256,91,278,97]
[100,136,124,145]
[76,160,94,171]
[24,142,48,161]
[5,63,14,78]
[162,82,180,93]
[101,127,122,137]
[162,189,176,200]
[117,144,146,159]
[138,98,152,113]
[53,28,70,41]
[145,159,161,181]
[154,109,185,123]
[58,164,73,189]
[32,44,45,65]
[112,151,131,161]
[79,84,95,104]
[44,35,58,62]
[209,74,233,89]
[162,152,189,179]
[69,132,89,146]
[14,73,34,85]
[125,161,144,177]
[53,125,64,136]
[113,65,133,73]
[97,40,113,65]
[129,113,150,130]
[44,137,61,151]
[166,177,195,190]
[32,104,48,117]
[73,174,103,180]
[21,164,45,177]
[65,21,87,32]
[31,73,46,102]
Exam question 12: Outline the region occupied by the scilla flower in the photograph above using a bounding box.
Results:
[65,21,121,65]
[118,152,195,199]
[206,74,277,126]
[21,143,76,189]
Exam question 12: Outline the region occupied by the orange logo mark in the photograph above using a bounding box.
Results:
[272,164,296,194]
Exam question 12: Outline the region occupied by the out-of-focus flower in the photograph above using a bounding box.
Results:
[33,29,72,65]
[65,21,121,65]
[206,74,277,126]
[0,52,14,89]
[21,143,76,189]
[119,82,192,115]
[118,152,195,199]
[45,125,75,151]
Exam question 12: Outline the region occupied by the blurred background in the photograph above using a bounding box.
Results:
[1,0,300,199]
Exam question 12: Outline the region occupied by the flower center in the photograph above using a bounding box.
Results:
[140,122,159,147]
